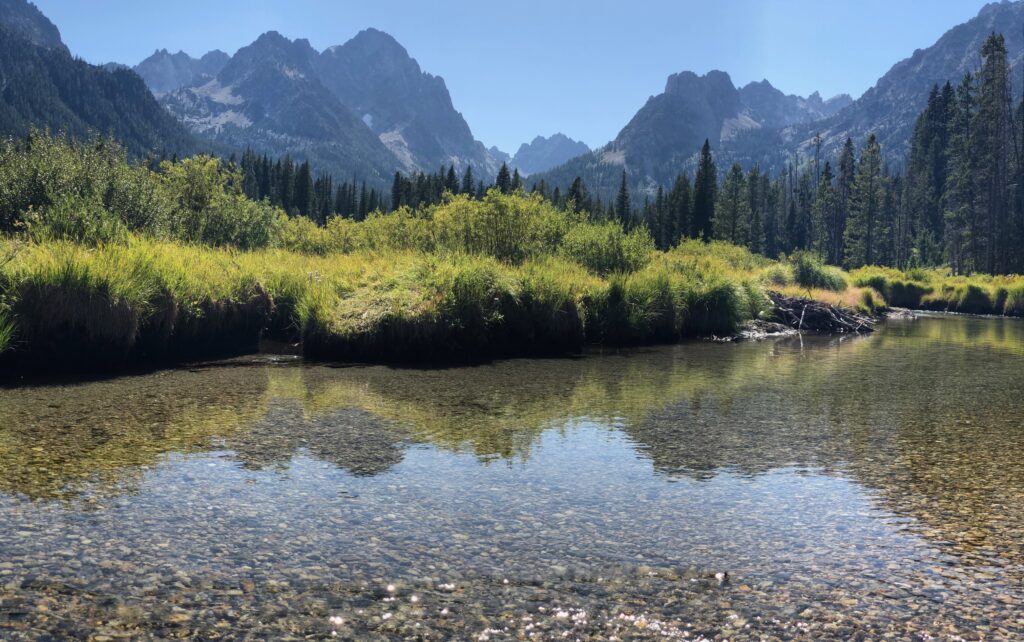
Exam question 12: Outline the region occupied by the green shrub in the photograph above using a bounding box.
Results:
[431,191,569,262]
[559,222,653,275]
[791,252,847,291]
[162,156,282,249]
[358,208,435,252]
[26,193,129,245]
[623,270,678,343]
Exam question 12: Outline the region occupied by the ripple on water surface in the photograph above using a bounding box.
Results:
[1,314,1023,639]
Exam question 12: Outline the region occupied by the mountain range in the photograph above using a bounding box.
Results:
[533,0,1024,198]
[2,0,1023,197]
[143,28,502,184]
[133,48,230,97]
[509,134,591,176]
[533,72,852,195]
[779,0,1024,163]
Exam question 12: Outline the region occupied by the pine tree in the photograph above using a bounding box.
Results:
[747,166,765,254]
[811,162,836,257]
[667,174,692,246]
[391,172,404,211]
[764,178,781,258]
[615,170,631,227]
[461,166,475,196]
[511,168,522,192]
[942,72,974,274]
[445,165,458,193]
[974,33,1014,273]
[294,161,313,218]
[278,157,294,214]
[833,138,856,264]
[692,140,717,241]
[496,163,512,194]
[652,185,667,248]
[845,134,885,267]
[567,177,590,214]
[714,163,749,245]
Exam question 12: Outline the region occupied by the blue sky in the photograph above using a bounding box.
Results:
[35,0,993,153]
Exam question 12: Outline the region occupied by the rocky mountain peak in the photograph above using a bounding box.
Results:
[510,134,590,176]
[134,48,230,96]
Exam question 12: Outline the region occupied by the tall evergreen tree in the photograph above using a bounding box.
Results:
[496,163,512,194]
[974,33,1014,273]
[692,140,717,241]
[294,161,313,218]
[714,163,749,245]
[845,134,885,267]
[833,138,856,264]
[811,162,836,257]
[746,166,765,255]
[667,174,692,246]
[567,177,590,214]
[615,170,632,227]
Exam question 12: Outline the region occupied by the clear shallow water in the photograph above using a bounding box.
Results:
[0,315,1023,640]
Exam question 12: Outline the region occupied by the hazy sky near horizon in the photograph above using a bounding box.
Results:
[34,0,993,152]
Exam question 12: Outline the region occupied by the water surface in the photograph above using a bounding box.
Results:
[1,314,1022,640]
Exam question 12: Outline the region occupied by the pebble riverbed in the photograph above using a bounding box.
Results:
[1,313,1023,640]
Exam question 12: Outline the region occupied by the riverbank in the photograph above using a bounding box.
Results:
[851,266,1024,316]
[0,234,888,373]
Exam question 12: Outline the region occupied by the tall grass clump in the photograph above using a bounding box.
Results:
[950,284,996,315]
[850,266,930,308]
[791,251,847,292]
[1004,284,1024,316]
[0,240,275,370]
[0,312,13,355]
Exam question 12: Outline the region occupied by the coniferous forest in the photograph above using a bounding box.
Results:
[223,35,1024,281]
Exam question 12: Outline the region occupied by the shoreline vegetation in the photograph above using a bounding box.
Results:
[0,134,1021,374]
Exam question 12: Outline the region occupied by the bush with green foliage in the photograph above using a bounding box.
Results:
[558,221,654,275]
[0,132,284,248]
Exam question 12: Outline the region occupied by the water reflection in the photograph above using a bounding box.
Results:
[0,315,1023,639]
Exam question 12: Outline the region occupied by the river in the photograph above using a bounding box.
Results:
[0,313,1021,639]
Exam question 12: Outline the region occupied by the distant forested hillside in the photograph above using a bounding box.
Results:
[0,25,202,157]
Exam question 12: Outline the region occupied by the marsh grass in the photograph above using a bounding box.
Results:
[0,236,781,369]
[851,266,1024,316]
[0,312,13,355]
[791,252,847,292]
